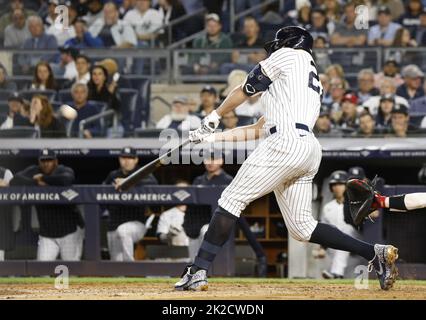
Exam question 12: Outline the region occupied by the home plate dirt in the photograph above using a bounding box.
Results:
[0,278,425,300]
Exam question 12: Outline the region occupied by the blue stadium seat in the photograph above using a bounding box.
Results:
[0,89,14,101]
[0,126,39,138]
[119,88,139,134]
[0,101,8,114]
[121,76,151,128]
[21,89,57,102]
[57,89,73,103]
[7,76,32,90]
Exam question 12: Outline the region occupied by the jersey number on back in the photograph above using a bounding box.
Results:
[308,61,321,95]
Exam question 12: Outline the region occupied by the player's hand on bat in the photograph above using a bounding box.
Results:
[189,110,221,144]
[113,178,124,190]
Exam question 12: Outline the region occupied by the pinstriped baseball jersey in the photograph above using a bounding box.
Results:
[218,47,324,241]
[259,47,323,136]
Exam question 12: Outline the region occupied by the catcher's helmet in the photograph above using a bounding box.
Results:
[329,170,349,186]
[264,26,314,56]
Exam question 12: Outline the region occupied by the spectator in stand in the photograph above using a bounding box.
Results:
[308,8,334,41]
[399,0,423,35]
[0,0,36,37]
[29,95,66,137]
[45,1,78,46]
[414,9,426,45]
[313,35,331,68]
[87,65,121,112]
[20,16,58,74]
[157,0,188,41]
[319,73,332,105]
[4,8,30,48]
[10,149,83,261]
[222,16,265,74]
[43,0,58,27]
[335,92,359,132]
[64,18,104,49]
[190,13,233,75]
[396,64,425,101]
[156,96,201,131]
[195,85,219,117]
[0,92,31,129]
[69,83,102,138]
[220,110,239,131]
[30,61,57,91]
[283,0,311,29]
[82,0,105,27]
[0,65,17,91]
[374,58,404,88]
[327,77,348,114]
[330,1,367,47]
[390,27,419,65]
[53,46,79,81]
[368,6,401,46]
[375,93,396,130]
[377,0,405,20]
[356,69,380,104]
[89,1,137,49]
[388,104,417,137]
[356,111,379,138]
[364,77,409,115]
[124,0,163,43]
[325,64,345,80]
[314,106,341,136]
[323,0,341,23]
[63,54,91,88]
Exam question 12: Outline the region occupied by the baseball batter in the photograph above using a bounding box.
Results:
[175,26,399,291]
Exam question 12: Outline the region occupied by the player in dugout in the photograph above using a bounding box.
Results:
[10,149,84,261]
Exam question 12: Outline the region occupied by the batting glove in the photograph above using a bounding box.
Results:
[189,110,221,144]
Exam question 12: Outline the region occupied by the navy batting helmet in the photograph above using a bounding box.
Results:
[328,170,348,187]
[264,26,314,56]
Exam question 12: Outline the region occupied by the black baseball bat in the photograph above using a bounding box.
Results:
[117,139,191,191]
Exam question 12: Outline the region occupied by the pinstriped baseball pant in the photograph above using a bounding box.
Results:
[218,131,322,242]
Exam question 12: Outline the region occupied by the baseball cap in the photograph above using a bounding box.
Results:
[172,96,188,104]
[8,92,24,103]
[39,149,57,161]
[348,166,366,180]
[377,5,391,15]
[119,147,137,158]
[401,64,425,78]
[391,104,408,115]
[201,85,217,96]
[380,93,395,103]
[342,92,358,104]
[329,170,349,184]
[205,13,220,23]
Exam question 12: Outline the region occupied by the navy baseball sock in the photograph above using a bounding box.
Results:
[191,206,238,273]
[309,223,376,262]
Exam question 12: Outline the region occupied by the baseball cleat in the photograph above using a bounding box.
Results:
[174,266,208,291]
[368,244,399,290]
[322,270,343,279]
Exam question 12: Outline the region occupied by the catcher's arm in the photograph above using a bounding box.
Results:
[208,117,265,142]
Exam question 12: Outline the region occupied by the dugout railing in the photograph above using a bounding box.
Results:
[0,185,234,277]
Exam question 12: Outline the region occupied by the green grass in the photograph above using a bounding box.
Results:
[0,277,424,286]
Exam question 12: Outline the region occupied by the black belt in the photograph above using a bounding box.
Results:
[269,123,309,135]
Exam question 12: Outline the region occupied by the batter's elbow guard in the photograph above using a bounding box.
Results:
[242,64,272,96]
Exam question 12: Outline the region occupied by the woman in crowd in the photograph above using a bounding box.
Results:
[29,94,66,138]
[87,65,121,112]
[0,65,17,91]
[30,61,57,91]
[375,95,395,130]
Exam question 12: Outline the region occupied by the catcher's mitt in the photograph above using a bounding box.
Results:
[345,176,379,226]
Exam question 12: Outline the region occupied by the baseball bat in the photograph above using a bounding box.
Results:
[116,139,191,192]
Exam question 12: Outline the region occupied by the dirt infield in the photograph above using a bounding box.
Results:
[0,278,425,300]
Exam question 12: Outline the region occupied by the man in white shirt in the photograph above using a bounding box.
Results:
[4,8,30,48]
[89,2,137,48]
[56,46,79,80]
[124,0,163,42]
[156,96,201,131]
[73,55,91,85]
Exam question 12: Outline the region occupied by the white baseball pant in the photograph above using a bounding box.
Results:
[37,227,84,261]
[107,221,147,261]
[218,131,322,242]
[188,224,209,262]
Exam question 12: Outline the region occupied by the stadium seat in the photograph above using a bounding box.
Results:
[21,89,57,102]
[7,76,32,90]
[0,101,9,114]
[57,89,73,103]
[119,88,139,134]
[0,89,14,101]
[0,126,39,138]
[121,76,151,127]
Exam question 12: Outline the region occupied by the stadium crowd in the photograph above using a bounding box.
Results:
[0,0,425,138]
